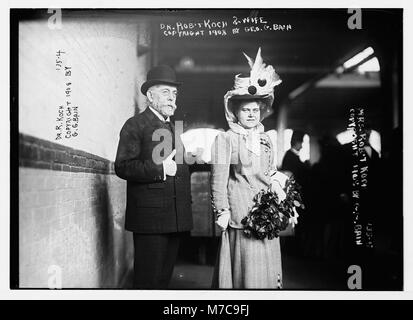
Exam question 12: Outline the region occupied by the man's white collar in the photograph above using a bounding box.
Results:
[291,148,300,156]
[149,106,170,123]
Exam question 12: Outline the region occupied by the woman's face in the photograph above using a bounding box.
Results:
[236,101,261,129]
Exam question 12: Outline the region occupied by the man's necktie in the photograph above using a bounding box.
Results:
[165,121,175,149]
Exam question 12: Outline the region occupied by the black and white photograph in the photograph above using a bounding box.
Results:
[9,5,406,294]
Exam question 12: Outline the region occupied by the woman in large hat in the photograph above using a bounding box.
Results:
[210,48,285,288]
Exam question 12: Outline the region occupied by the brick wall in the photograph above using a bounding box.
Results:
[19,173,130,287]
[19,133,134,288]
[17,12,151,288]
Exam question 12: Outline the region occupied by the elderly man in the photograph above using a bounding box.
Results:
[115,65,193,289]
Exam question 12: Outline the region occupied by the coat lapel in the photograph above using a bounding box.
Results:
[142,106,164,128]
[142,107,175,132]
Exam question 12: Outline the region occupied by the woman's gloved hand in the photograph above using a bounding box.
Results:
[270,181,286,202]
[270,171,289,203]
[271,171,289,187]
[215,211,230,231]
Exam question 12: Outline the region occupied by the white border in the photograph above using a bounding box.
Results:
[2,0,412,300]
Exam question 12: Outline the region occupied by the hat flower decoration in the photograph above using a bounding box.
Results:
[225,47,282,123]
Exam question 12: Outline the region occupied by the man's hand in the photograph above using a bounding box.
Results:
[163,149,177,177]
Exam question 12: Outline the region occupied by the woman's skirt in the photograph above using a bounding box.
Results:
[212,227,283,289]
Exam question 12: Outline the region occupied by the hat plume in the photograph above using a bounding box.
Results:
[243,52,254,69]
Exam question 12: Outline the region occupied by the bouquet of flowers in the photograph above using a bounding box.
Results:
[241,175,304,240]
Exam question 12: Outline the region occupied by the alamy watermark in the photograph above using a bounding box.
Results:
[347,8,362,30]
[48,265,62,289]
[347,265,362,290]
[48,9,62,30]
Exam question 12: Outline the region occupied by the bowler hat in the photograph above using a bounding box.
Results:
[141,65,182,95]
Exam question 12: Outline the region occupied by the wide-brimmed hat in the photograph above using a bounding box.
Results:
[228,74,270,100]
[224,48,282,123]
[226,73,274,118]
[141,65,182,95]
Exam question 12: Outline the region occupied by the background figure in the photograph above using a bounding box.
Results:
[281,130,310,256]
[381,127,403,288]
[306,135,351,260]
[351,127,383,289]
[281,130,309,187]
[330,126,386,289]
[115,65,193,289]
